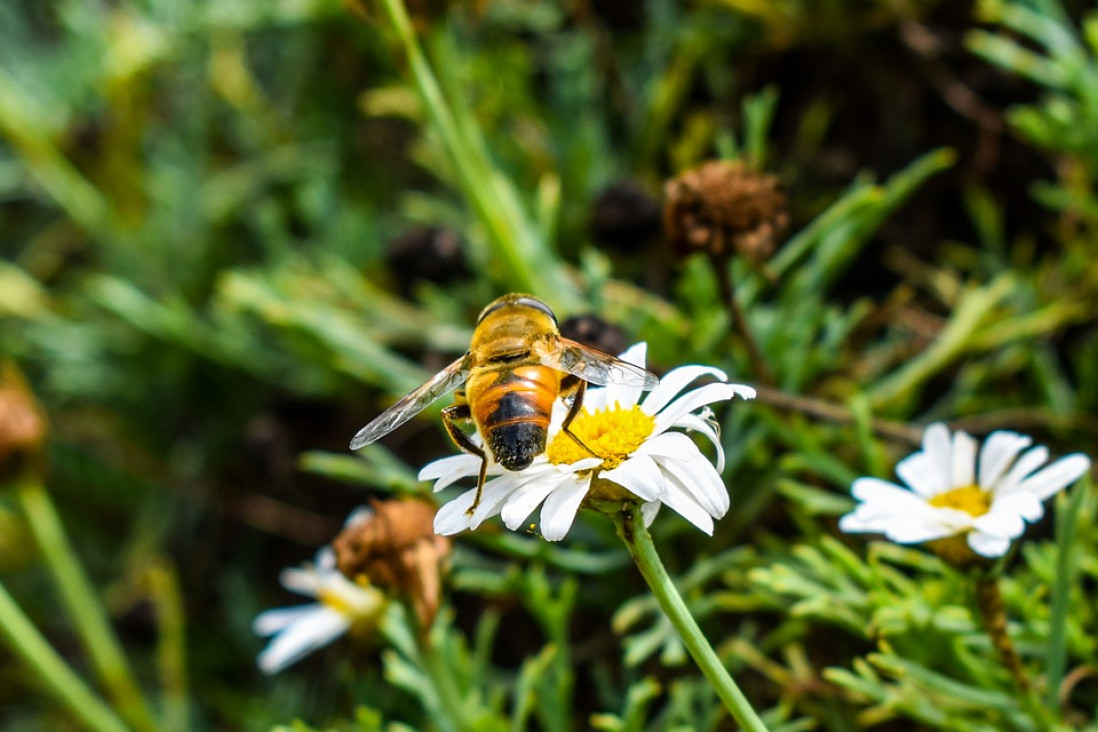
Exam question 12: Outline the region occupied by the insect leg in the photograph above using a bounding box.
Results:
[441,404,489,515]
[560,377,599,459]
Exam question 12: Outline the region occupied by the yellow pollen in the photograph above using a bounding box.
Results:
[546,403,656,470]
[928,485,991,518]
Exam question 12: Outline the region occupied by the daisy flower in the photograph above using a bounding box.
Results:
[421,343,755,541]
[840,422,1091,561]
[253,546,387,674]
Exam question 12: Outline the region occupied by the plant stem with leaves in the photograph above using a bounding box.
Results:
[614,501,769,732]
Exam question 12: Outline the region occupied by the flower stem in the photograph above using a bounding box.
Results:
[0,577,130,732]
[614,502,769,732]
[16,477,158,732]
[712,254,775,388]
[369,0,580,309]
[973,574,1053,730]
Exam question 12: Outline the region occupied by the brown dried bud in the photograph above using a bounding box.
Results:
[0,363,47,482]
[589,180,662,253]
[385,226,471,296]
[560,314,629,357]
[664,160,789,265]
[333,498,450,630]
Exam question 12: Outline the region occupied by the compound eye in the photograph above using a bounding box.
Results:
[477,294,557,324]
[511,296,556,323]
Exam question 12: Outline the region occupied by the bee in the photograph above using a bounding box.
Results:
[350,293,659,512]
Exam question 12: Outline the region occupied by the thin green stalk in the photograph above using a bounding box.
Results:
[613,502,769,732]
[0,578,130,732]
[144,561,190,732]
[1046,480,1088,714]
[372,0,579,309]
[16,478,159,732]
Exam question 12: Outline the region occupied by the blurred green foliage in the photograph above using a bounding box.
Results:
[1,0,1097,730]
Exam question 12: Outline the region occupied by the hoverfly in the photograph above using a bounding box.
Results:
[350,294,659,512]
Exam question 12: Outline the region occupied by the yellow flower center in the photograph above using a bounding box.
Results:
[545,403,656,471]
[927,485,991,517]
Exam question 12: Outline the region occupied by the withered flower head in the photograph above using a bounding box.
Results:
[0,363,47,482]
[560,314,629,358]
[663,160,789,265]
[589,180,662,253]
[333,498,450,630]
[385,225,471,296]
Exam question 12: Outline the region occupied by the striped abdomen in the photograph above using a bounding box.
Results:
[469,364,560,472]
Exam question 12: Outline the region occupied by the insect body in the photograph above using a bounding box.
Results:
[350,294,659,512]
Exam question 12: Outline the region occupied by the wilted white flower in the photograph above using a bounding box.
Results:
[840,422,1091,561]
[421,343,755,541]
[253,547,387,674]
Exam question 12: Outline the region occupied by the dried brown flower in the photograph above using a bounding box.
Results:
[589,180,662,253]
[664,160,789,265]
[0,363,47,482]
[333,498,450,630]
[560,314,629,357]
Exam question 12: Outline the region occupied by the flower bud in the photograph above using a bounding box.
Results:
[0,363,47,482]
[663,160,788,265]
[589,180,662,253]
[385,226,471,296]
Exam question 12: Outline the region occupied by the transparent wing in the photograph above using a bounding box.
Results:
[540,338,659,389]
[349,354,470,449]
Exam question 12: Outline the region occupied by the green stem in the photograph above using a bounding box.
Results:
[16,478,159,732]
[372,0,579,309]
[0,578,130,732]
[613,502,769,732]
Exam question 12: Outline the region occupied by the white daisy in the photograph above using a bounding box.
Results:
[421,343,756,541]
[253,546,387,674]
[840,422,1091,560]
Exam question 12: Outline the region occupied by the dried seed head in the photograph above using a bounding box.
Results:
[385,226,470,296]
[589,180,662,252]
[0,363,47,482]
[664,160,789,265]
[560,314,629,357]
[333,498,450,630]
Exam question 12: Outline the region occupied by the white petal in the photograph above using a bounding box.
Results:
[1008,454,1091,502]
[641,500,661,526]
[659,472,716,534]
[995,446,1050,495]
[971,507,1025,539]
[650,445,728,517]
[256,606,350,674]
[618,342,648,368]
[538,481,590,541]
[850,477,928,509]
[670,412,725,472]
[343,506,374,528]
[894,451,947,498]
[922,423,954,496]
[885,509,971,543]
[990,491,1044,523]
[279,566,322,598]
[433,475,522,535]
[967,532,1012,558]
[951,430,977,488]
[419,453,486,491]
[595,343,648,408]
[977,431,1032,489]
[651,383,749,434]
[500,472,578,530]
[640,365,728,416]
[253,605,320,637]
[600,454,664,501]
